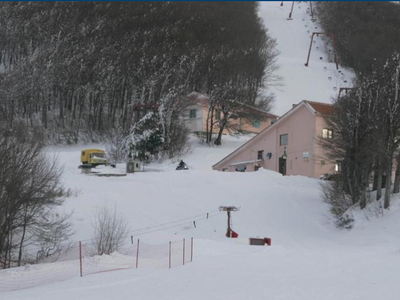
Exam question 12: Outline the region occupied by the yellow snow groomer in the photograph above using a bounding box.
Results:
[78,149,111,169]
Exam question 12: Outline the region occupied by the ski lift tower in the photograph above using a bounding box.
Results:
[219,206,240,238]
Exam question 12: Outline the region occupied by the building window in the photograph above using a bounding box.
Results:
[257,150,264,160]
[322,129,333,139]
[235,166,246,172]
[280,134,288,146]
[321,160,325,165]
[335,161,342,172]
[253,117,260,128]
[189,109,197,119]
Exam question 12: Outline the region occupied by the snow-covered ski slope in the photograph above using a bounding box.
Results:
[260,2,354,115]
[3,140,400,299]
[2,3,400,300]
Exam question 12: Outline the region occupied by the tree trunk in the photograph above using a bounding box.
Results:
[214,114,227,146]
[393,154,400,194]
[359,169,370,209]
[384,161,392,209]
[18,217,28,267]
[376,163,383,200]
[208,108,215,144]
[205,106,211,144]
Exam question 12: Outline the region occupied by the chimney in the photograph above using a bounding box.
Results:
[292,104,297,108]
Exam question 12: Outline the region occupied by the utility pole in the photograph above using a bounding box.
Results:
[219,206,239,238]
[310,2,316,22]
[304,32,339,70]
[287,1,295,20]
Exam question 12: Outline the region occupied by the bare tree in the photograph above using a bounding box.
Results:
[92,206,129,255]
[0,123,72,268]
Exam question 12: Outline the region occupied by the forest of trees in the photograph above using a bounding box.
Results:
[0,2,277,157]
[317,2,400,226]
[316,1,400,75]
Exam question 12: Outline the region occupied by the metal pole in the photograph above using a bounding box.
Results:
[136,239,140,269]
[330,33,339,70]
[169,241,172,269]
[227,211,231,237]
[305,33,315,67]
[191,237,193,262]
[310,2,316,21]
[79,241,83,277]
[183,238,185,265]
[288,1,294,20]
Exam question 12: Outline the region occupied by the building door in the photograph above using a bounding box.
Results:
[279,158,286,176]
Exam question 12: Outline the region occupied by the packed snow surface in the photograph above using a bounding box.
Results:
[259,2,354,115]
[1,3,398,300]
[2,133,400,299]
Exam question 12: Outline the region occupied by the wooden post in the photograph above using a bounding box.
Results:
[183,238,185,265]
[79,241,83,277]
[191,237,193,262]
[136,239,140,269]
[169,241,172,269]
[131,236,133,245]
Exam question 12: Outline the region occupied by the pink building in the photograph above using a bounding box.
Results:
[212,100,337,178]
[184,94,279,135]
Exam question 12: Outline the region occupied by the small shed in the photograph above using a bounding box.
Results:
[126,159,144,173]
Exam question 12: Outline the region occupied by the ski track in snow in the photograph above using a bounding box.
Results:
[259,2,354,115]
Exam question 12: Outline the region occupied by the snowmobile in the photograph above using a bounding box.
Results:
[176,160,189,170]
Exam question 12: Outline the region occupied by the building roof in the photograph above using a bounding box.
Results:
[304,101,334,116]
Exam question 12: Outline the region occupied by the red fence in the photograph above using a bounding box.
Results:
[0,238,193,292]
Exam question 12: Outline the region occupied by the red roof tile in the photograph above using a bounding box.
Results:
[305,101,334,116]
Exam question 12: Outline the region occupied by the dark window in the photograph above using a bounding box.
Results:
[257,150,264,160]
[189,109,197,119]
[253,117,260,128]
[280,134,288,146]
[322,129,333,139]
[235,166,246,172]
